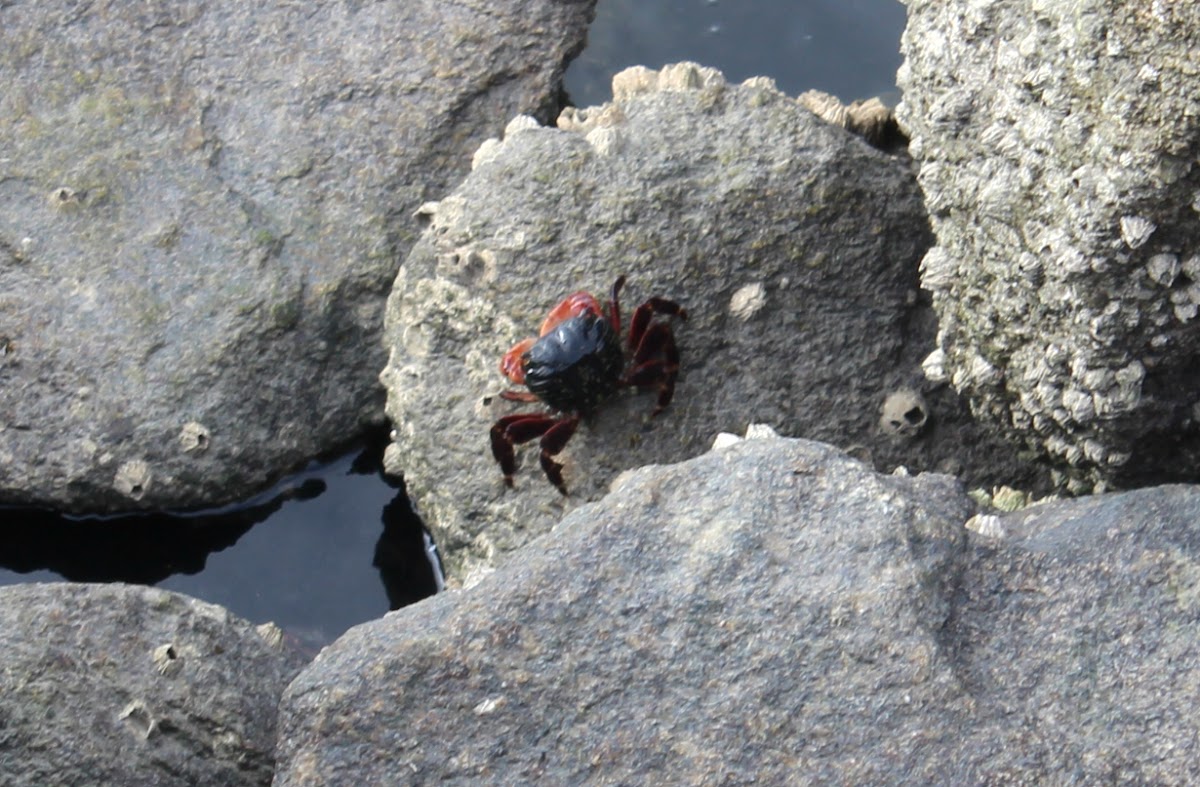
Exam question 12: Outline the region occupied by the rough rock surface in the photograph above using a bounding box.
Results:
[275,435,976,785]
[0,0,595,512]
[279,435,1200,784]
[381,61,1034,584]
[0,582,306,787]
[955,486,1200,783]
[897,0,1200,491]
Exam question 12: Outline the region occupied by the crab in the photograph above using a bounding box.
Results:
[490,275,687,495]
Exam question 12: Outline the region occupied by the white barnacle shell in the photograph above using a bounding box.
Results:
[744,423,780,440]
[978,172,1018,218]
[1018,387,1045,416]
[979,122,1009,149]
[585,126,624,156]
[729,283,767,321]
[951,352,1002,391]
[966,514,1007,539]
[1093,363,1144,418]
[798,89,848,126]
[922,348,948,384]
[1106,450,1131,467]
[471,138,503,170]
[657,62,725,92]
[1114,360,1145,403]
[557,104,625,134]
[504,115,540,136]
[1056,246,1090,275]
[711,432,743,450]
[742,75,780,92]
[1146,253,1180,286]
[1120,215,1156,249]
[964,353,1001,387]
[1082,438,1107,464]
[1045,434,1070,457]
[611,65,659,100]
[1034,381,1062,408]
[1062,388,1096,423]
[114,459,152,500]
[919,247,957,292]
[178,422,211,454]
[1115,360,1145,388]
[1080,368,1115,391]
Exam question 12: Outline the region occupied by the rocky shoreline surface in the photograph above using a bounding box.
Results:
[2,0,1198,783]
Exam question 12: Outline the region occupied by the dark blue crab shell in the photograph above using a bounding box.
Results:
[522,313,623,414]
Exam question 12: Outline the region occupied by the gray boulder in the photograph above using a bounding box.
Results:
[0,583,306,787]
[279,434,1200,784]
[381,61,1031,584]
[897,0,1200,491]
[957,486,1200,783]
[275,435,976,785]
[0,0,594,512]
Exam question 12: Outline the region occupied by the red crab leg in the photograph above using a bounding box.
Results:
[490,413,581,494]
[625,361,679,414]
[630,320,678,367]
[627,297,688,350]
[538,415,580,496]
[608,275,626,334]
[490,413,558,486]
[623,322,681,414]
[499,390,540,403]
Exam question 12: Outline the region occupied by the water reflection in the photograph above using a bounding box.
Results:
[0,478,323,584]
[0,435,440,648]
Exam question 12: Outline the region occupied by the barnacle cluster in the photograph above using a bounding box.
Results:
[899,0,1200,489]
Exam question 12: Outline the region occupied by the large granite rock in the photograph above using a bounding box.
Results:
[276,433,1200,783]
[381,61,1033,585]
[275,435,975,785]
[0,0,595,512]
[956,485,1200,782]
[897,0,1200,491]
[0,583,306,787]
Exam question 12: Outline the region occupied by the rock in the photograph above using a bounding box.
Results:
[897,0,1200,490]
[275,436,977,785]
[0,0,595,512]
[951,486,1200,783]
[381,61,1032,583]
[0,583,306,787]
[280,436,1200,784]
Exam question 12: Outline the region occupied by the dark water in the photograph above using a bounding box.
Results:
[0,434,440,652]
[568,0,906,106]
[0,0,908,646]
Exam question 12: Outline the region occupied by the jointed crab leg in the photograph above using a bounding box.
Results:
[491,414,554,485]
[490,412,580,494]
[627,297,687,352]
[499,390,540,403]
[623,321,682,413]
[608,275,627,334]
[538,416,580,495]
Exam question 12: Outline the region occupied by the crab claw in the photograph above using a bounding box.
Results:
[500,337,536,385]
